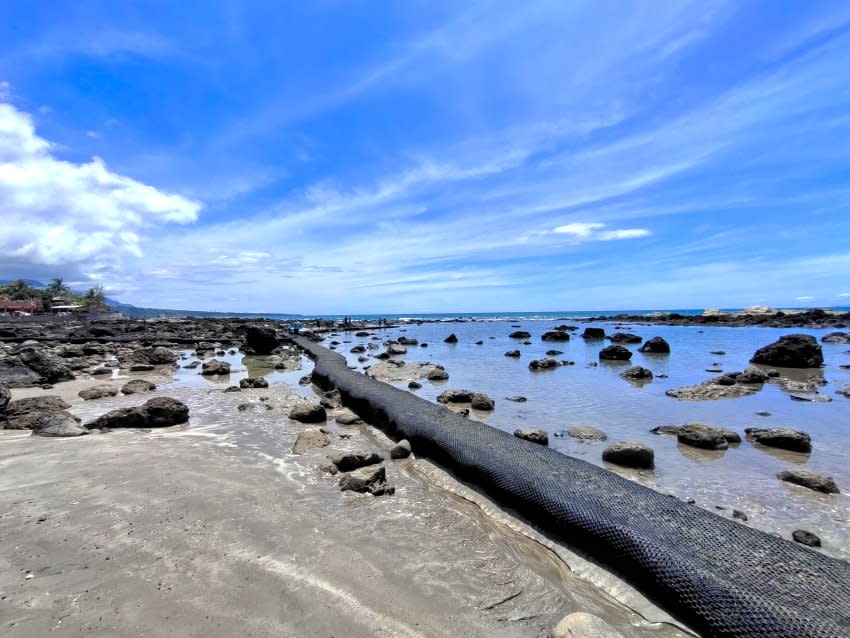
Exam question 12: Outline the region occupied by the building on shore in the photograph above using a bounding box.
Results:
[0,297,45,316]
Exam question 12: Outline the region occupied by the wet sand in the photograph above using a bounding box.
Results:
[0,375,690,637]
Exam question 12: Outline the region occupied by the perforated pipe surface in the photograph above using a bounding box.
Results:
[295,337,850,637]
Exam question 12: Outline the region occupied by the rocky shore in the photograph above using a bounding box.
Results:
[1,315,694,638]
[581,307,850,328]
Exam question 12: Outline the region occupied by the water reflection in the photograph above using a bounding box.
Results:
[748,443,811,464]
[676,442,726,463]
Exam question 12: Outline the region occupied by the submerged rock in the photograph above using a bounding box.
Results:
[552,612,624,638]
[777,469,839,494]
[750,334,823,368]
[602,442,654,469]
[608,332,642,344]
[329,451,383,472]
[528,357,561,370]
[504,350,521,358]
[666,379,760,401]
[239,377,269,389]
[566,425,607,442]
[677,424,733,450]
[509,331,531,339]
[32,412,89,437]
[821,331,850,343]
[201,359,230,376]
[291,428,331,454]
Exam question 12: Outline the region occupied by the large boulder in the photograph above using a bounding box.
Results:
[470,393,495,411]
[750,334,823,368]
[132,347,178,366]
[509,331,531,339]
[514,428,548,446]
[599,345,632,361]
[581,327,605,340]
[821,332,850,343]
[18,349,74,383]
[85,397,189,429]
[777,469,839,494]
[602,442,654,469]
[745,427,812,453]
[240,325,280,355]
[239,377,269,389]
[2,396,71,430]
[443,333,458,344]
[0,356,42,388]
[638,336,670,354]
[528,358,562,370]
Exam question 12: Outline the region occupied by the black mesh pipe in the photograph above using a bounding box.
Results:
[294,337,850,637]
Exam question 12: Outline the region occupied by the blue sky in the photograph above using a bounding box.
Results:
[1,1,849,313]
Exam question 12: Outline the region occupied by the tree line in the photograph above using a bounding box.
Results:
[0,278,108,312]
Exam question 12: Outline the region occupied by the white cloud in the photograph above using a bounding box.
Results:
[793,296,815,301]
[86,130,101,139]
[838,292,850,298]
[552,222,650,242]
[0,81,10,101]
[0,103,200,266]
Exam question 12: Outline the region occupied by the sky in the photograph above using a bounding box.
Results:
[1,1,850,314]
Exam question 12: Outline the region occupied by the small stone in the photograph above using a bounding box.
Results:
[390,439,411,459]
[443,334,458,344]
[408,381,422,390]
[792,530,822,547]
[566,425,607,442]
[329,452,383,472]
[504,350,521,358]
[291,429,331,454]
[732,509,748,521]
[339,465,391,495]
[121,379,156,395]
[504,395,527,402]
[620,365,652,381]
[288,403,327,423]
[78,385,119,400]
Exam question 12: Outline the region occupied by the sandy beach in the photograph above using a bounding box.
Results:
[0,362,689,638]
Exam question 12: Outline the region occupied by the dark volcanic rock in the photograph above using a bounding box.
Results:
[19,349,74,383]
[528,357,561,370]
[201,359,231,376]
[608,332,642,344]
[620,366,652,381]
[599,345,632,361]
[31,412,89,437]
[638,336,670,354]
[509,331,531,339]
[443,333,458,344]
[339,464,391,496]
[132,346,178,366]
[121,379,156,395]
[792,530,822,547]
[505,395,527,402]
[288,402,327,423]
[86,397,189,429]
[78,384,119,400]
[239,377,269,389]
[470,393,495,411]
[437,389,474,404]
[2,396,71,429]
[736,367,768,384]
[602,442,654,469]
[821,331,850,343]
[240,325,280,355]
[777,469,839,494]
[504,350,521,358]
[329,451,383,472]
[390,439,412,459]
[750,334,823,368]
[0,384,10,414]
[514,428,548,446]
[566,425,607,442]
[581,327,605,340]
[426,367,449,381]
[745,427,812,453]
[0,356,42,388]
[677,424,730,450]
[541,330,570,342]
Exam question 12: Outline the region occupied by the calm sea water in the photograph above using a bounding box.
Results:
[159,313,849,560]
